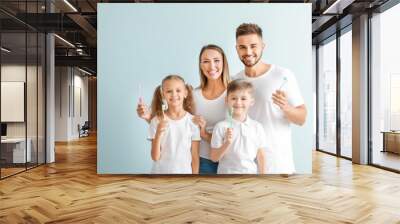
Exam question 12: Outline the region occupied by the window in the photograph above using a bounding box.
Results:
[317,37,337,155]
[340,29,352,158]
[0,2,47,179]
[371,3,400,171]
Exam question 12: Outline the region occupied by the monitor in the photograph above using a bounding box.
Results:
[1,123,7,137]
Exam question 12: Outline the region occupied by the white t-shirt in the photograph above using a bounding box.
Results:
[193,88,227,159]
[210,117,267,174]
[148,112,201,174]
[232,64,304,174]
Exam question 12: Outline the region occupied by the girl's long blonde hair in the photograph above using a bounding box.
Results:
[150,75,195,119]
[198,44,230,90]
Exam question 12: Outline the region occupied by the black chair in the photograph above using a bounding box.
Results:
[79,121,90,138]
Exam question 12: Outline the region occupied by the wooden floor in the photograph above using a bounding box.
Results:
[1,135,400,224]
[1,167,26,178]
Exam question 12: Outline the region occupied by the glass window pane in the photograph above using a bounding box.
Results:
[0,1,46,179]
[318,37,337,155]
[27,31,38,169]
[1,32,27,177]
[371,3,400,171]
[38,33,46,165]
[340,29,352,158]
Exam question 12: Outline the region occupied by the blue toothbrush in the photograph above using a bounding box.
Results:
[279,77,288,91]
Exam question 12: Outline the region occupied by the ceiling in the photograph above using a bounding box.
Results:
[0,0,394,75]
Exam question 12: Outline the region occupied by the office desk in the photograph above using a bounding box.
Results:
[1,138,31,163]
[381,131,400,154]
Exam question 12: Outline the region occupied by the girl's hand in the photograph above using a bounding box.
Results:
[224,128,233,145]
[156,117,168,137]
[136,102,151,121]
[192,115,207,131]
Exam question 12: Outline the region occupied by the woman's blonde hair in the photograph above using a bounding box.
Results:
[198,44,230,90]
[150,75,195,119]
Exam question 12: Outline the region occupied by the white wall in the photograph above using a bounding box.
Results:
[55,67,89,141]
[72,73,89,138]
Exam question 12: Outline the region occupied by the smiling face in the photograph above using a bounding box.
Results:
[161,79,187,108]
[226,89,254,117]
[236,34,265,68]
[200,49,224,81]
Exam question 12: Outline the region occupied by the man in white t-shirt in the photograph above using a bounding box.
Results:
[232,23,307,174]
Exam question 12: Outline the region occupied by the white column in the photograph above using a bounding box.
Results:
[352,14,369,164]
[46,33,55,163]
[45,0,55,163]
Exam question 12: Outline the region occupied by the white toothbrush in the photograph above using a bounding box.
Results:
[138,84,144,104]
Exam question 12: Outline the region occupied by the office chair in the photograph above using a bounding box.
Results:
[79,121,90,138]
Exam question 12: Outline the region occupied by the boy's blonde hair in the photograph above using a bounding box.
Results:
[227,79,254,96]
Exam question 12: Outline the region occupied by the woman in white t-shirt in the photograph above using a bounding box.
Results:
[137,44,230,174]
[192,44,230,174]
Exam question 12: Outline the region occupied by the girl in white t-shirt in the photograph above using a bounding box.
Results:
[147,75,201,174]
[137,44,231,174]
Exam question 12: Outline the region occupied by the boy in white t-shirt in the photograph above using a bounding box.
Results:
[210,79,266,174]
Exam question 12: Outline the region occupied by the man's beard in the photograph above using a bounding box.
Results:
[240,52,262,68]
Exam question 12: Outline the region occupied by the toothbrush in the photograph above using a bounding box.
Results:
[160,85,168,117]
[228,107,233,128]
[278,77,288,91]
[161,99,168,118]
[138,84,144,104]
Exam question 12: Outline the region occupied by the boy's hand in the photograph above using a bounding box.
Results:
[136,102,151,121]
[224,128,233,145]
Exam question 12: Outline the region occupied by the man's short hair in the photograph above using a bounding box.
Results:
[236,23,263,39]
[227,79,254,96]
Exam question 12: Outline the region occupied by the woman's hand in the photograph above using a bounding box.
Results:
[136,102,151,122]
[192,115,206,132]
[193,115,211,142]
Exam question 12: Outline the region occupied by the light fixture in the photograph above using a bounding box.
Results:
[1,47,11,53]
[63,0,78,12]
[78,67,93,76]
[76,48,84,55]
[322,0,354,15]
[54,34,75,48]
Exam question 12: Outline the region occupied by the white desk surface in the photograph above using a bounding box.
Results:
[1,138,27,144]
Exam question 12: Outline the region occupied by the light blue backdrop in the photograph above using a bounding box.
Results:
[98,3,312,174]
